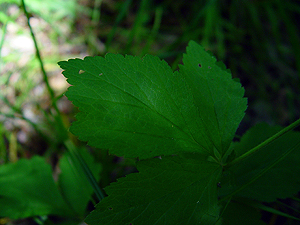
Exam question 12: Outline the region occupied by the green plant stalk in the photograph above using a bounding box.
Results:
[105,0,132,51]
[201,0,218,48]
[220,140,300,203]
[276,199,300,214]
[125,0,149,53]
[64,153,97,207]
[0,95,21,114]
[142,6,162,55]
[64,140,105,202]
[215,196,232,224]
[91,0,102,25]
[33,215,48,225]
[0,112,52,149]
[9,132,18,163]
[163,0,217,54]
[226,117,300,167]
[0,21,7,61]
[291,197,300,203]
[215,22,225,59]
[21,0,55,103]
[87,0,103,55]
[21,0,104,204]
[21,0,67,138]
[0,124,7,163]
[277,0,300,75]
[190,0,217,29]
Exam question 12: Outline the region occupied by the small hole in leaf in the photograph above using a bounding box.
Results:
[79,70,85,74]
[108,207,113,210]
[99,73,103,76]
[208,66,211,69]
[198,64,202,67]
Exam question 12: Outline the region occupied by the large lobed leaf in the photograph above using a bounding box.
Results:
[85,153,222,225]
[58,41,247,159]
[58,41,249,224]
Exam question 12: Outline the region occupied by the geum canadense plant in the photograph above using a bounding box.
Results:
[57,41,300,225]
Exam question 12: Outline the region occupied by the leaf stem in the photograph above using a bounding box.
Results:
[64,140,105,201]
[21,0,105,201]
[225,118,300,167]
[21,0,68,140]
[220,140,300,203]
[21,0,55,101]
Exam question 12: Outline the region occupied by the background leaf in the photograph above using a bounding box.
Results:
[0,156,73,219]
[219,123,300,202]
[85,153,222,225]
[58,147,102,217]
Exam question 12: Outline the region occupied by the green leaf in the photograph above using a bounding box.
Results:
[243,199,300,222]
[0,156,73,219]
[180,41,247,156]
[58,147,102,217]
[58,41,246,159]
[220,123,300,202]
[85,153,222,225]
